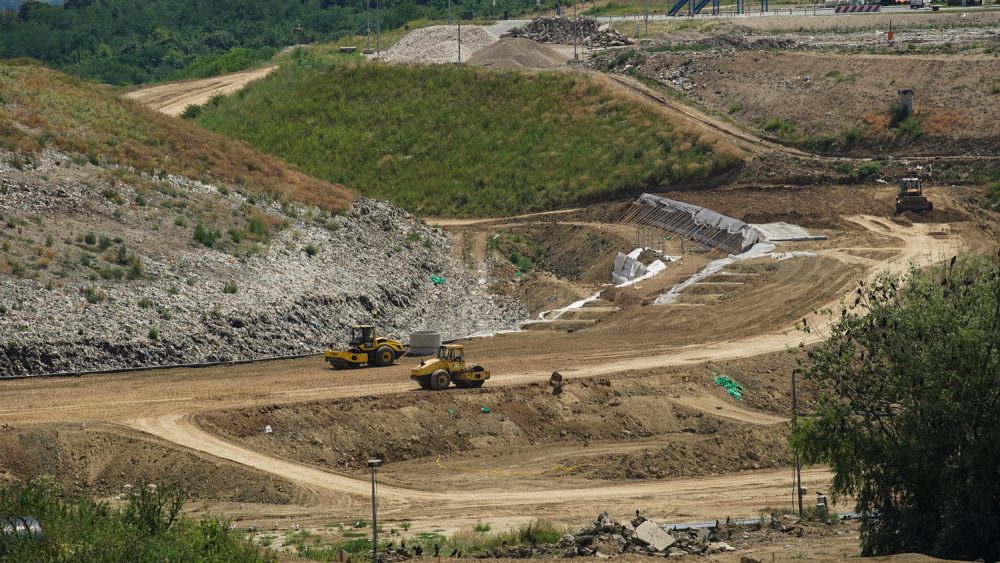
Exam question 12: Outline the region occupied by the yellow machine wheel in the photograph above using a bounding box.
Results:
[373,346,395,367]
[430,370,451,390]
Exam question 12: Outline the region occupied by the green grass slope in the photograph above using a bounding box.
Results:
[195,55,743,217]
[0,61,352,210]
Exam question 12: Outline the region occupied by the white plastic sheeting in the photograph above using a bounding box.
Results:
[625,194,762,254]
[752,222,827,242]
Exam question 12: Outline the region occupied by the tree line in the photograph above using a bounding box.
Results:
[0,0,543,84]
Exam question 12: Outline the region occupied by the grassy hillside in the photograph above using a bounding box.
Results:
[0,60,352,210]
[195,55,742,217]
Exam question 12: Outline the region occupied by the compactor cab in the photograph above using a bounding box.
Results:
[895,178,933,214]
[350,326,376,348]
[410,344,490,390]
[324,325,405,369]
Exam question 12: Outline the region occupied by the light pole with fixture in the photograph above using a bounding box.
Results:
[368,458,382,563]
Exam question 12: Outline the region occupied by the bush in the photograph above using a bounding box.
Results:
[148,327,159,340]
[223,281,238,294]
[180,104,203,120]
[509,251,534,272]
[0,479,273,562]
[303,243,318,257]
[194,224,222,247]
[856,162,883,180]
[896,115,923,139]
[843,126,862,146]
[989,180,1000,210]
[792,255,1000,560]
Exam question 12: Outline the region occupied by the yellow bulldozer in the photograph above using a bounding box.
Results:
[410,344,490,390]
[324,325,406,369]
[895,177,933,214]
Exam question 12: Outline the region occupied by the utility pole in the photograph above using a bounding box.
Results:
[457,0,462,63]
[366,0,371,50]
[376,0,381,58]
[644,0,649,37]
[368,458,382,563]
[573,0,578,59]
[792,369,804,518]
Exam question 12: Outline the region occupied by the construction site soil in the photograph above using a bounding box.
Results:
[601,49,1000,157]
[7,18,1000,557]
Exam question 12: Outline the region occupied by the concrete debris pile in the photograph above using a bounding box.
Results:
[503,18,633,48]
[557,512,736,558]
[383,25,499,64]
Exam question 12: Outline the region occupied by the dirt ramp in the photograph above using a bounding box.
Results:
[468,38,567,69]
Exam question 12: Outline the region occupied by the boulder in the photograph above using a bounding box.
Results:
[633,521,676,552]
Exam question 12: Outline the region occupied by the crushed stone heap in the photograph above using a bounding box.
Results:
[384,25,499,64]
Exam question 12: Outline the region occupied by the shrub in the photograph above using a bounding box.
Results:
[223,281,238,294]
[988,180,1000,210]
[474,522,491,534]
[792,255,1000,560]
[180,104,203,119]
[0,479,273,561]
[509,251,534,272]
[139,297,154,309]
[843,126,862,146]
[82,287,105,304]
[83,232,97,246]
[174,216,187,227]
[856,162,883,180]
[303,243,318,257]
[148,327,159,340]
[194,224,222,247]
[896,115,923,139]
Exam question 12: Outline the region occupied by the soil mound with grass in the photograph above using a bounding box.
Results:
[467,38,567,69]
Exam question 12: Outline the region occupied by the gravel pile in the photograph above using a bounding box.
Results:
[383,25,498,64]
[467,38,567,69]
[503,17,633,48]
[0,150,524,376]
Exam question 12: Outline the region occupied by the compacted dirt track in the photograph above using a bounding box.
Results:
[124,65,277,116]
[0,210,970,528]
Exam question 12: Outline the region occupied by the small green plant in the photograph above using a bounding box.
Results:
[82,287,105,304]
[303,243,318,257]
[991,83,1000,95]
[843,126,862,146]
[727,101,742,114]
[139,297,154,309]
[223,281,238,294]
[174,216,187,227]
[509,251,534,272]
[896,115,923,139]
[168,285,180,295]
[762,117,795,135]
[135,193,147,207]
[193,224,221,247]
[856,161,884,180]
[400,520,412,531]
[44,234,54,247]
[473,522,491,534]
[180,104,203,119]
[148,327,159,340]
[83,232,97,246]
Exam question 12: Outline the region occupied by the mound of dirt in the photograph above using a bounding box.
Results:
[384,25,498,64]
[467,38,567,69]
[0,424,299,503]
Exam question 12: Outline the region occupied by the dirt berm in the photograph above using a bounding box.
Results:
[468,38,567,69]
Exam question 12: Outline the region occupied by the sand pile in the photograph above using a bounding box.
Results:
[467,38,568,69]
[384,25,498,64]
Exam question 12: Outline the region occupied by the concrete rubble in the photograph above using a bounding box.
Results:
[503,18,634,48]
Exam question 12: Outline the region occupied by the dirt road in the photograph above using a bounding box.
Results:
[124,66,277,116]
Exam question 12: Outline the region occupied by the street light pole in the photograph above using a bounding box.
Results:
[376,0,381,59]
[791,370,804,518]
[457,0,462,63]
[366,0,371,50]
[368,458,382,563]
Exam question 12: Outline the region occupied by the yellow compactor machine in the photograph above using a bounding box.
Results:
[410,344,490,390]
[324,325,406,369]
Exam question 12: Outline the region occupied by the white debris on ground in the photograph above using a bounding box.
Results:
[753,222,828,242]
[383,25,499,64]
[654,241,816,305]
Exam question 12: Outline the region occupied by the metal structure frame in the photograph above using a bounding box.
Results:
[620,195,759,256]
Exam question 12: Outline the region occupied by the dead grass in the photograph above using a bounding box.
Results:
[0,63,354,211]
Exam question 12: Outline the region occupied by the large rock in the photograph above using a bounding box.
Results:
[633,521,676,552]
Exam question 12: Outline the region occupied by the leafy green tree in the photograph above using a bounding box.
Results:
[792,254,1000,560]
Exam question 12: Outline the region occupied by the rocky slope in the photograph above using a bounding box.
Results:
[0,149,523,376]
